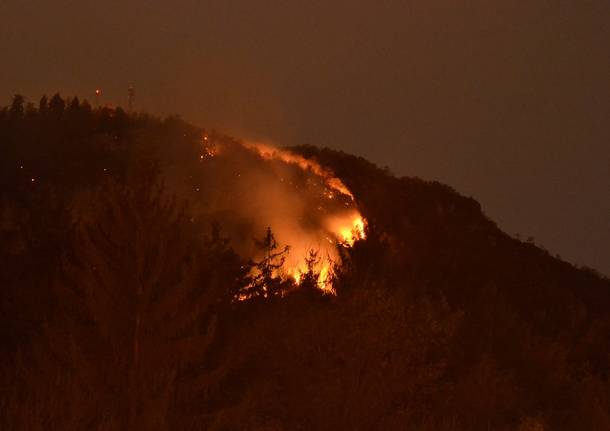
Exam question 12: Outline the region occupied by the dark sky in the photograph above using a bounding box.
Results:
[2,0,609,275]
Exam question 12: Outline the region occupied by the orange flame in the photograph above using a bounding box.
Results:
[243,142,355,200]
[201,136,366,294]
[243,142,366,292]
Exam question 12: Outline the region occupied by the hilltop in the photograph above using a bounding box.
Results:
[1,95,609,430]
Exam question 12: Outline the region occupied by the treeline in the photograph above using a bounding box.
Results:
[1,95,609,430]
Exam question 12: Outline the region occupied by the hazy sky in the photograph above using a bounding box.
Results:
[1,0,608,275]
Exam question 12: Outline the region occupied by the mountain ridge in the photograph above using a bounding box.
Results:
[1,96,609,430]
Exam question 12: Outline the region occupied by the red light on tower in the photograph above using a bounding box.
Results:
[95,89,101,108]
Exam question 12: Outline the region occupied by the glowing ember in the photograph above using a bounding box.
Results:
[201,137,220,158]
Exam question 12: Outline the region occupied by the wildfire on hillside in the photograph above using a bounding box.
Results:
[195,136,366,293]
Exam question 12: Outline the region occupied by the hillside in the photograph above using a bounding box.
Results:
[1,95,609,430]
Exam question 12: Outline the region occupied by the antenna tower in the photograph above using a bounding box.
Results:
[128,86,135,111]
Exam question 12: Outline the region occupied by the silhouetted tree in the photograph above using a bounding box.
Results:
[68,96,80,112]
[38,95,48,115]
[48,93,65,117]
[295,249,328,299]
[9,94,25,120]
[80,99,92,114]
[246,227,290,298]
[42,174,222,429]
[215,287,459,430]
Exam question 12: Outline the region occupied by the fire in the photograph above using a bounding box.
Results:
[323,211,366,247]
[284,259,335,294]
[291,269,302,285]
[201,135,220,158]
[243,141,355,200]
[240,141,366,292]
[336,214,366,246]
[197,135,366,294]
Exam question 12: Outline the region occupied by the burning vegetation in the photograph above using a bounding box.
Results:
[190,135,366,295]
[2,95,610,430]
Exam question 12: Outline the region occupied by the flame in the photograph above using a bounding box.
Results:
[291,269,302,285]
[243,141,355,200]
[286,256,336,294]
[325,212,366,247]
[199,135,366,294]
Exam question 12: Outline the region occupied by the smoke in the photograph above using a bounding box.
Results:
[68,126,365,292]
[179,134,365,290]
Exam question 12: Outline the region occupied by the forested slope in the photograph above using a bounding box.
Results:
[1,95,609,430]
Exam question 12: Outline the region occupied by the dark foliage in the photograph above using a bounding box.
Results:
[1,95,609,430]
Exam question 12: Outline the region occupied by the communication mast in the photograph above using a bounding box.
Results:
[128,86,135,112]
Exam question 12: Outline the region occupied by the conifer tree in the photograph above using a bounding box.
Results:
[48,93,65,117]
[9,94,24,120]
[299,249,320,292]
[38,95,48,115]
[246,227,290,298]
[45,171,223,429]
[69,96,80,110]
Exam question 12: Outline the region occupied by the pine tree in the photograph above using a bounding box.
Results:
[9,94,25,120]
[38,95,48,115]
[45,172,223,429]
[48,93,65,117]
[298,249,326,297]
[246,227,290,298]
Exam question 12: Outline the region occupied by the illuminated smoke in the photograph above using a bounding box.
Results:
[190,135,366,293]
[242,141,355,200]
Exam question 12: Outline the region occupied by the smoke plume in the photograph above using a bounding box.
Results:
[181,134,366,291]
